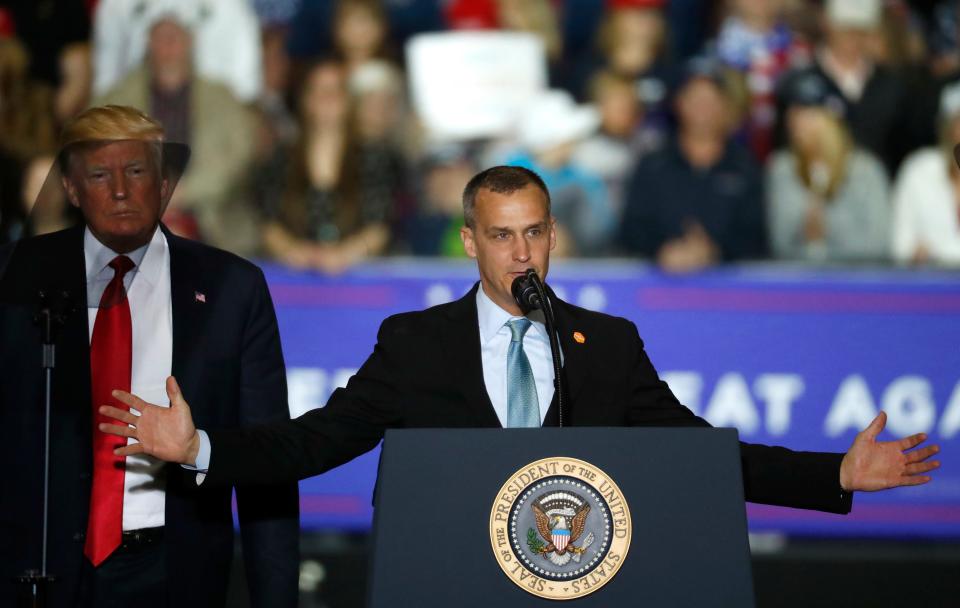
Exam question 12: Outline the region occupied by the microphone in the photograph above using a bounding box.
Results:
[511,269,543,313]
[510,268,566,426]
[34,289,77,346]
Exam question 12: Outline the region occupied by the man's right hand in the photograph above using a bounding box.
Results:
[99,375,200,465]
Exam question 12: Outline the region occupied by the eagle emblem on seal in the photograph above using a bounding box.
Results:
[528,491,596,566]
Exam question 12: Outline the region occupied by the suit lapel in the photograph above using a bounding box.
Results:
[439,284,502,428]
[164,227,209,398]
[542,292,592,426]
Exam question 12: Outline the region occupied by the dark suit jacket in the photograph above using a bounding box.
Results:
[0,225,299,608]
[207,283,852,515]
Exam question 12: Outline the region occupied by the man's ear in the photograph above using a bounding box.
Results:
[460,225,477,258]
[159,178,170,207]
[61,176,81,208]
[549,216,557,251]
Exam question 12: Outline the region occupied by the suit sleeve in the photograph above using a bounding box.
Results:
[206,313,407,486]
[623,321,852,514]
[234,267,299,608]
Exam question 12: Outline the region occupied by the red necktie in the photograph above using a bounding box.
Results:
[84,255,135,566]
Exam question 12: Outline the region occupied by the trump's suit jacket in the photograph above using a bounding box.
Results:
[205,283,852,515]
[0,225,299,607]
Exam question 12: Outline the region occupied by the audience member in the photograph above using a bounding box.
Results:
[332,0,394,74]
[261,60,396,273]
[500,90,616,256]
[777,0,907,174]
[890,80,960,267]
[349,59,413,214]
[713,0,810,161]
[404,143,477,256]
[621,58,766,271]
[2,0,959,271]
[255,26,299,165]
[869,1,940,166]
[584,0,676,136]
[93,0,263,102]
[96,15,260,256]
[571,71,661,216]
[767,71,890,263]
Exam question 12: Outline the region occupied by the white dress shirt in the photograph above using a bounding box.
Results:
[86,226,172,531]
[477,284,559,427]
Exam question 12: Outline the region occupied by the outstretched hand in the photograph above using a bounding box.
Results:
[98,376,201,466]
[839,411,940,492]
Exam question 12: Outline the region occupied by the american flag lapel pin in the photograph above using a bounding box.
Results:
[194,291,206,303]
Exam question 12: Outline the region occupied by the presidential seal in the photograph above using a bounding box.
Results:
[489,457,631,600]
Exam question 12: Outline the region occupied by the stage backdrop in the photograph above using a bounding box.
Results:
[262,260,960,538]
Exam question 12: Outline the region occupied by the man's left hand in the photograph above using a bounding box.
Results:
[840,411,940,492]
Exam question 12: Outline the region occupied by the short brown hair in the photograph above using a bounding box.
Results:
[461,166,551,228]
[58,105,165,173]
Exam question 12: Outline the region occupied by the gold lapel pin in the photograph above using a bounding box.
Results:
[573,331,586,344]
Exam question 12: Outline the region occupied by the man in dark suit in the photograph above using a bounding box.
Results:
[103,166,939,515]
[0,105,298,607]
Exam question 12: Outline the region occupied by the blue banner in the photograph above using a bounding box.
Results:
[266,260,960,537]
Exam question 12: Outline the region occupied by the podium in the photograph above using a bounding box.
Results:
[368,427,755,606]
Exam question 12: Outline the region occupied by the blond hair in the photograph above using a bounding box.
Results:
[59,105,165,148]
[58,105,165,173]
[793,109,852,199]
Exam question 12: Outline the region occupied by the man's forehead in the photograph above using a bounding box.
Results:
[475,186,549,218]
[71,140,156,165]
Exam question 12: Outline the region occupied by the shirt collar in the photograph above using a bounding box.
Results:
[83,225,160,283]
[476,283,550,345]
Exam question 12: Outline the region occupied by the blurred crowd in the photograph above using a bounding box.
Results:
[2,0,960,272]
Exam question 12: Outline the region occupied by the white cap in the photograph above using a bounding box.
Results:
[141,1,206,35]
[517,90,599,152]
[826,0,881,29]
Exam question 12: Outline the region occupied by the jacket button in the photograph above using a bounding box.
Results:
[73,532,84,542]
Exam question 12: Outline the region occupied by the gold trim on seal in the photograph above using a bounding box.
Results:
[489,456,632,600]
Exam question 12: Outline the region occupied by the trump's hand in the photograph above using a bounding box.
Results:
[839,411,940,492]
[98,376,200,465]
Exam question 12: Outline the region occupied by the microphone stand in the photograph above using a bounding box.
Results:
[17,290,69,608]
[520,270,566,427]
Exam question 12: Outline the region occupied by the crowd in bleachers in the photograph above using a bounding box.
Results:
[2,0,960,271]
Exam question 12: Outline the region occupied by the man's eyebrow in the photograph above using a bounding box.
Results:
[485,221,548,234]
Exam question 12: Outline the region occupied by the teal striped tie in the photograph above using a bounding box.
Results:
[506,318,540,428]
